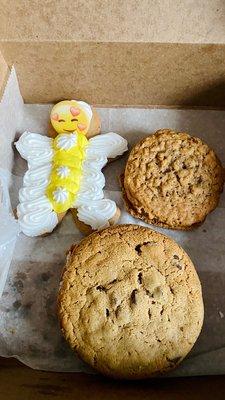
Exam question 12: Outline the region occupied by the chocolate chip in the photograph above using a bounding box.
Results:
[175,172,181,183]
[148,309,151,319]
[96,285,105,291]
[130,289,138,304]
[170,287,175,295]
[138,272,143,284]
[173,255,179,260]
[109,279,117,285]
[105,308,110,317]
[135,244,142,255]
[135,242,153,255]
[145,289,153,298]
[115,305,121,317]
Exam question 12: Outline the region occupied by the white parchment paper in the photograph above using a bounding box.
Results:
[0,70,225,375]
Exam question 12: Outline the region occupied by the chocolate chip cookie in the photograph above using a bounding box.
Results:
[58,225,204,379]
[122,129,225,229]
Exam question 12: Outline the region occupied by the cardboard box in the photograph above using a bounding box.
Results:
[1,1,225,107]
[1,1,225,398]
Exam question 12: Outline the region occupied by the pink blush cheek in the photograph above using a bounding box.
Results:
[77,123,87,131]
[51,113,59,121]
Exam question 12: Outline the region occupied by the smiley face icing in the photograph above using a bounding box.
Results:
[15,100,128,237]
[50,100,92,135]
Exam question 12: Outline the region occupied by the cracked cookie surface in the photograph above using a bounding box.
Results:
[58,225,204,379]
[122,129,225,229]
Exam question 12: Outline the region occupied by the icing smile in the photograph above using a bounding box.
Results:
[64,129,75,133]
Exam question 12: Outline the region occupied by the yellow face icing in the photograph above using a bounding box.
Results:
[46,131,89,213]
[50,100,91,135]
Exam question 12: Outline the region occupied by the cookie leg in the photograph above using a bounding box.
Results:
[17,195,68,237]
[40,211,67,237]
[71,199,120,235]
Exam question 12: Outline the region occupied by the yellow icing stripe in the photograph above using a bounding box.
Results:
[46,132,88,213]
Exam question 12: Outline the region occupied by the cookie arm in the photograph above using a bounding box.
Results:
[15,132,58,236]
[15,131,53,167]
[87,132,128,159]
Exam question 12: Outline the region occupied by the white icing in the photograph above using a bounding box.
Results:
[17,195,52,216]
[23,164,51,188]
[77,199,116,230]
[76,100,93,121]
[57,166,70,178]
[15,131,53,168]
[17,196,58,237]
[87,132,128,159]
[82,168,105,188]
[15,128,128,236]
[83,155,107,170]
[75,185,104,206]
[19,186,46,202]
[15,132,57,236]
[53,187,68,203]
[73,132,128,228]
[56,133,77,150]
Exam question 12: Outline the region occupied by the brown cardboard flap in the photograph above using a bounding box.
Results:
[0,0,225,43]
[1,42,225,107]
[0,50,9,97]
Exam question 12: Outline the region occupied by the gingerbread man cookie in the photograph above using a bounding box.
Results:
[15,100,128,237]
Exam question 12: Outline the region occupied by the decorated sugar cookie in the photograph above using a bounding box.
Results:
[15,100,128,237]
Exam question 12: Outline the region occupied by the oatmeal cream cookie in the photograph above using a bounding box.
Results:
[122,129,225,229]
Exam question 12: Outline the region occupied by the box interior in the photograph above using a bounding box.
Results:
[1,2,225,382]
[1,1,225,107]
[0,68,225,376]
[1,1,225,43]
[1,43,225,107]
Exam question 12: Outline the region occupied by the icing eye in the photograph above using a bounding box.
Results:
[58,119,65,123]
[71,118,78,122]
